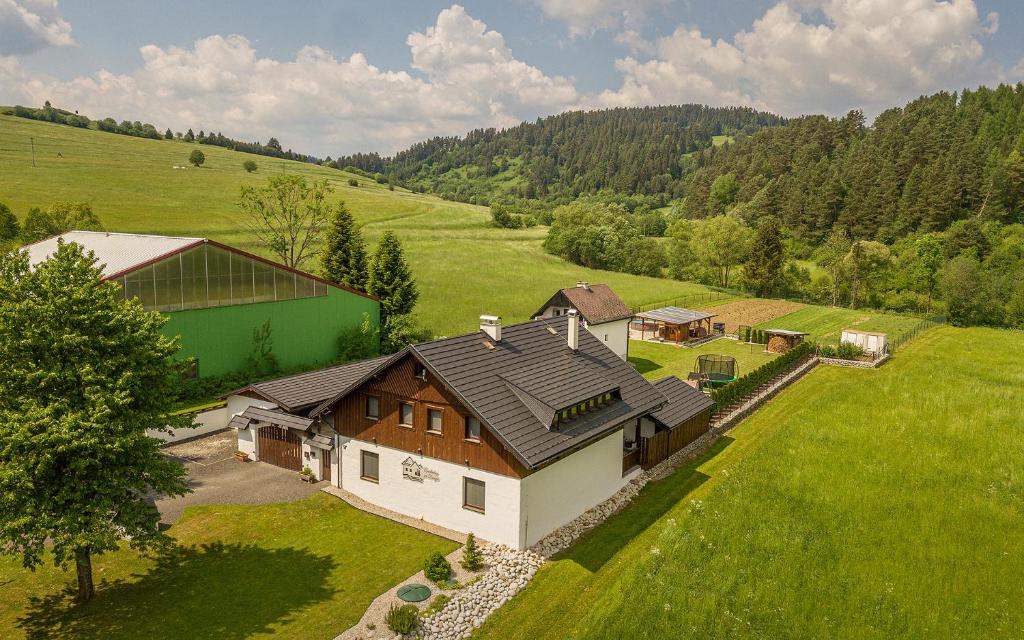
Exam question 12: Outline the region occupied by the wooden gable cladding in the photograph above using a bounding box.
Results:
[332,353,529,479]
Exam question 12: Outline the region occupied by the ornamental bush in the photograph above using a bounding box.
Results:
[424,551,453,583]
[385,603,419,635]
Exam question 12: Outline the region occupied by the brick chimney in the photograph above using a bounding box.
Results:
[480,315,501,342]
[567,309,579,350]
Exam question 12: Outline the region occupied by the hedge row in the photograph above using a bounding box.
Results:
[710,341,815,409]
[739,327,768,344]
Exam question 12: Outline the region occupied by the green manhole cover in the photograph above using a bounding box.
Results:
[397,583,431,602]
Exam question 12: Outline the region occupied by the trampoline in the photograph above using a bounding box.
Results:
[694,354,738,387]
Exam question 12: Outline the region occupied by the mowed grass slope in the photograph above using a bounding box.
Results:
[756,304,923,344]
[476,326,1024,639]
[0,493,458,640]
[0,115,711,335]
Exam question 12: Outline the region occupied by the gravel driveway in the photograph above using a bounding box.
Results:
[156,430,324,524]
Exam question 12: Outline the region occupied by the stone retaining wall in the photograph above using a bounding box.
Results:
[819,353,889,369]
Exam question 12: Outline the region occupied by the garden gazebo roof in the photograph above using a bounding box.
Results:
[634,306,715,325]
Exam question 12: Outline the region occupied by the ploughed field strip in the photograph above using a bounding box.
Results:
[475,326,1024,639]
[697,298,805,335]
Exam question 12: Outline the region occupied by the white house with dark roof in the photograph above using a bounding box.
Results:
[532,282,633,360]
[227,312,715,549]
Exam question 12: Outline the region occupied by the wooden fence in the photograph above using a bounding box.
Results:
[633,290,736,314]
[889,315,945,352]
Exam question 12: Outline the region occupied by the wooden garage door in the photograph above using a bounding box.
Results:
[258,425,302,471]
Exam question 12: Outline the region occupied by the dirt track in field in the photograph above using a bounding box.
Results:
[700,299,806,334]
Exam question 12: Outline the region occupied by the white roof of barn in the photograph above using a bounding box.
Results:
[24,230,204,279]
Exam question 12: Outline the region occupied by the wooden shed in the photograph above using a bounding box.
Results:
[764,329,808,354]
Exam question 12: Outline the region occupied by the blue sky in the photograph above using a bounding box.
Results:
[2,1,1022,156]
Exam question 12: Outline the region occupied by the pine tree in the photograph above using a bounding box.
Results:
[0,242,190,602]
[460,532,484,571]
[744,215,785,297]
[367,231,418,322]
[320,202,368,291]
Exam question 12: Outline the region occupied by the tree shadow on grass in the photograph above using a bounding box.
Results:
[628,357,663,376]
[564,435,735,573]
[17,541,337,640]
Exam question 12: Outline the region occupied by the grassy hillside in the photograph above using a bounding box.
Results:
[477,326,1024,639]
[755,305,922,344]
[0,114,714,336]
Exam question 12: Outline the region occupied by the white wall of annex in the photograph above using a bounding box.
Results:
[339,437,522,548]
[519,428,628,549]
[586,318,630,360]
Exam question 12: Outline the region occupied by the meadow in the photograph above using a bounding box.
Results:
[0,114,710,336]
[476,326,1024,639]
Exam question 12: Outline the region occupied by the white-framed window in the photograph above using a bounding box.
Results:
[463,477,485,513]
[465,415,481,441]
[360,450,379,482]
[366,395,379,420]
[399,402,414,427]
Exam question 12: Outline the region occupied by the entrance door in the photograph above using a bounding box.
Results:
[321,450,332,482]
[257,425,302,471]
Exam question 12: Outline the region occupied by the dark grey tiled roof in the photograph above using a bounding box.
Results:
[409,318,667,468]
[649,376,715,429]
[232,355,393,413]
[228,406,314,431]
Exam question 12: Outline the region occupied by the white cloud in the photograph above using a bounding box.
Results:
[0,0,73,55]
[530,0,662,37]
[598,0,1003,117]
[1,5,578,155]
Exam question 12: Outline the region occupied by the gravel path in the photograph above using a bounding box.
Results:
[156,430,323,524]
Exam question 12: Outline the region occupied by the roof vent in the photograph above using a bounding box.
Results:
[482,340,495,351]
[567,309,580,351]
[480,314,501,342]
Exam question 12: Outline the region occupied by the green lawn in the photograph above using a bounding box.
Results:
[629,338,777,381]
[0,115,713,336]
[0,493,457,639]
[476,326,1024,639]
[756,305,922,345]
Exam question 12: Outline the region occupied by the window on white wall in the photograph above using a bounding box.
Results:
[360,450,379,482]
[463,477,485,513]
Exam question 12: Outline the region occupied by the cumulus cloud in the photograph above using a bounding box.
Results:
[0,0,73,55]
[2,5,578,155]
[597,0,1003,116]
[530,0,663,37]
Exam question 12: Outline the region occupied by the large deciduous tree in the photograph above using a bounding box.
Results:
[239,175,331,269]
[744,215,785,297]
[689,215,751,288]
[320,202,368,292]
[0,242,190,603]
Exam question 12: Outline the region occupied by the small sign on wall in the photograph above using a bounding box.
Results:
[402,456,439,482]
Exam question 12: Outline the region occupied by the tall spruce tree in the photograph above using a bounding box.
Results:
[320,202,368,291]
[744,215,785,297]
[0,242,190,602]
[367,231,419,350]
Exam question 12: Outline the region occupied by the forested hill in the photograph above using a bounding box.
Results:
[679,84,1024,243]
[338,105,785,201]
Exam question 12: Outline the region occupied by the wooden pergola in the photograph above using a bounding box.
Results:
[634,306,716,344]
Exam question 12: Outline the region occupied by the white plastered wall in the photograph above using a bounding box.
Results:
[518,428,629,549]
[586,318,630,360]
[338,437,522,548]
[225,394,278,459]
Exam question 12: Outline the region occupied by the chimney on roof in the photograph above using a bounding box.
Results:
[480,315,501,342]
[567,309,579,351]
[576,281,590,290]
